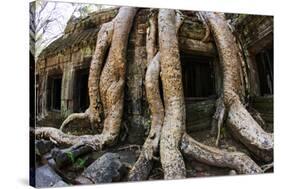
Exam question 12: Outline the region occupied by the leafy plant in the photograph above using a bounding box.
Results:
[66,151,75,163]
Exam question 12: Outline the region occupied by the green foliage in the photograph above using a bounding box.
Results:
[74,158,87,169]
[66,151,75,163]
[66,151,87,168]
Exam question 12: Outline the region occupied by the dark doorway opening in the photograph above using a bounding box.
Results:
[47,75,62,111]
[74,68,90,112]
[180,53,215,100]
[255,47,273,96]
[35,74,39,115]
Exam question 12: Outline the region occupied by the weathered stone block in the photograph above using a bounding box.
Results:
[35,164,65,187]
[75,153,125,184]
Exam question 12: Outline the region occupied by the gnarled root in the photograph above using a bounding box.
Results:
[35,127,103,150]
[227,100,273,162]
[128,53,163,181]
[211,97,226,146]
[35,7,137,152]
[128,153,154,181]
[181,133,262,174]
[159,9,186,179]
[128,10,162,181]
[87,21,114,127]
[98,7,137,148]
[248,106,267,128]
[60,21,114,132]
[261,162,273,172]
[60,110,90,131]
[146,9,158,63]
[204,12,273,162]
[129,10,184,180]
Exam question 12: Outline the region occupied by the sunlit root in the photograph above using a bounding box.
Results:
[211,97,226,146]
[128,53,163,181]
[181,133,262,174]
[60,21,114,131]
[159,9,186,179]
[35,7,137,152]
[203,11,273,162]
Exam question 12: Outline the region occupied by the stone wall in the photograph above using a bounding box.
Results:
[251,96,273,132]
[232,15,273,96]
[125,9,149,144]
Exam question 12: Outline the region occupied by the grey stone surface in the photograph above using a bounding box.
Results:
[51,145,93,168]
[35,164,64,187]
[76,153,125,184]
[52,180,69,187]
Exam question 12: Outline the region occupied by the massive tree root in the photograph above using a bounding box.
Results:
[203,12,273,162]
[130,9,262,181]
[129,10,186,180]
[35,8,269,182]
[181,133,262,174]
[36,7,137,150]
[158,9,187,179]
[128,11,163,181]
[128,52,162,181]
[146,10,158,64]
[60,21,114,131]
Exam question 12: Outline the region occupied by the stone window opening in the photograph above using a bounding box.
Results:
[47,75,62,111]
[180,53,216,101]
[35,74,39,115]
[73,68,90,113]
[255,47,273,96]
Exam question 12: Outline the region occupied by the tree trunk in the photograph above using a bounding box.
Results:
[98,7,137,147]
[60,12,117,132]
[203,12,273,162]
[158,9,186,179]
[87,21,114,128]
[34,8,272,182]
[36,7,137,151]
[128,11,163,181]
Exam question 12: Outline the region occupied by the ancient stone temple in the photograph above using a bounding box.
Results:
[35,8,273,146]
[32,7,275,186]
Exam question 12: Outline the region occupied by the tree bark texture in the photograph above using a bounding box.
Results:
[36,7,137,151]
[158,9,186,179]
[181,133,262,174]
[129,10,185,180]
[34,9,273,182]
[203,12,273,162]
[128,11,163,181]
